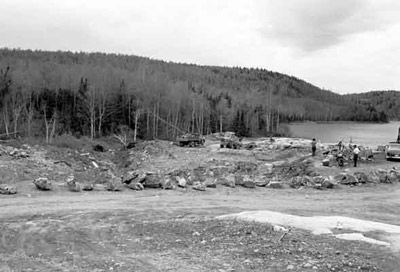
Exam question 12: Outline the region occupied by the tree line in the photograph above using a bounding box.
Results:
[0,48,392,142]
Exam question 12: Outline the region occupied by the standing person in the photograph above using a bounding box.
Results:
[311,138,317,156]
[353,145,360,167]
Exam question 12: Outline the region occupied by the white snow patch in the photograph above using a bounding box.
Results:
[217,210,400,250]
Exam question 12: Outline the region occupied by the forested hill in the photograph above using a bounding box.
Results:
[0,48,393,141]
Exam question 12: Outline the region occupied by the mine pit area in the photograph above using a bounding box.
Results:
[1,136,400,271]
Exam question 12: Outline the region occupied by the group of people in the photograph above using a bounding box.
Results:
[311,138,360,167]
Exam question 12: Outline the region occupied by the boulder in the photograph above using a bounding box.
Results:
[354,172,370,183]
[176,176,187,188]
[254,176,269,187]
[143,173,163,188]
[387,169,400,183]
[217,176,235,188]
[82,183,94,191]
[204,177,217,188]
[374,169,389,183]
[192,181,206,191]
[236,161,258,173]
[162,177,175,190]
[302,175,316,187]
[321,177,336,189]
[67,179,82,192]
[289,176,304,189]
[234,175,244,186]
[267,181,284,189]
[33,177,53,191]
[192,166,207,182]
[122,170,146,185]
[105,177,123,191]
[127,182,144,190]
[242,179,256,188]
[322,158,330,167]
[0,184,17,194]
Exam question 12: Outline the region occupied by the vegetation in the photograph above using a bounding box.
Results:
[0,48,394,142]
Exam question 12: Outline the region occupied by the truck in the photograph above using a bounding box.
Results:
[220,132,242,149]
[177,133,205,147]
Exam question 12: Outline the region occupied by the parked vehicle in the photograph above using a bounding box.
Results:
[220,132,242,149]
[385,142,400,160]
[177,133,205,147]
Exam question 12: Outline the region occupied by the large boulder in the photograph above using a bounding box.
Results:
[234,175,244,186]
[235,161,258,173]
[0,184,17,194]
[67,179,82,192]
[162,176,175,190]
[105,177,124,191]
[143,173,163,188]
[192,181,206,191]
[321,177,336,189]
[127,182,144,190]
[254,176,269,187]
[373,169,389,183]
[204,177,217,188]
[176,176,187,188]
[122,171,146,185]
[217,176,236,188]
[267,181,284,189]
[387,169,400,183]
[354,172,370,183]
[82,183,94,191]
[333,173,358,185]
[289,176,304,189]
[33,177,53,191]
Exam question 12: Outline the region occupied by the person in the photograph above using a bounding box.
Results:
[311,138,317,156]
[338,140,343,151]
[353,145,360,167]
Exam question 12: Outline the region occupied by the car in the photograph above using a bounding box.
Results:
[385,142,400,160]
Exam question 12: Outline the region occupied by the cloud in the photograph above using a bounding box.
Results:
[255,0,400,52]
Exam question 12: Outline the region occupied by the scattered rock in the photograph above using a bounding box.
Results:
[192,182,206,191]
[0,184,17,194]
[33,177,53,191]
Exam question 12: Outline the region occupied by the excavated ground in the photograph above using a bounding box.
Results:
[1,137,400,272]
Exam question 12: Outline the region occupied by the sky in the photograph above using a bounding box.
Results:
[1,0,400,94]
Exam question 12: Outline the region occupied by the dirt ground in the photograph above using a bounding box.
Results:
[1,138,400,271]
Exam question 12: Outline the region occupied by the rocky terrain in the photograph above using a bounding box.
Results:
[0,136,400,271]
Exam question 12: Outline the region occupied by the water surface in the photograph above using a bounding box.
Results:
[288,122,400,148]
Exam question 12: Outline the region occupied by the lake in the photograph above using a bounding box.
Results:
[288,121,400,148]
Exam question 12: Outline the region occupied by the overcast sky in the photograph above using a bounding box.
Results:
[1,0,400,94]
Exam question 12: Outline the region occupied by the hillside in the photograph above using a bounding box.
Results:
[0,48,392,140]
